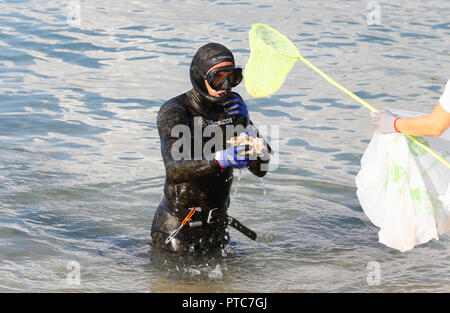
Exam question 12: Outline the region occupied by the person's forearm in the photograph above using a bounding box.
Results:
[165,158,220,183]
[395,115,441,136]
[395,101,450,136]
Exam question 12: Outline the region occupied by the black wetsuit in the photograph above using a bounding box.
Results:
[151,89,269,252]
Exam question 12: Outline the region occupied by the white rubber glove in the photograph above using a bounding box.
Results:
[371,109,400,133]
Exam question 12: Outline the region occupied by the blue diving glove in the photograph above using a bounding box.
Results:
[223,95,249,126]
[215,145,253,169]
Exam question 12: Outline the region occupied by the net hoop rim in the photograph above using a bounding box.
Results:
[249,23,301,60]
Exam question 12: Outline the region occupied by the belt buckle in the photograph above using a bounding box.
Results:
[207,208,218,224]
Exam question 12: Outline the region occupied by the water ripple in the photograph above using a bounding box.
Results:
[0,0,448,292]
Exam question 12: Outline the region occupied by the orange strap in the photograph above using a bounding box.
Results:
[181,207,196,226]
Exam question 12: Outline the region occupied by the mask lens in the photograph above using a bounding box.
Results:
[207,67,242,90]
[230,68,242,87]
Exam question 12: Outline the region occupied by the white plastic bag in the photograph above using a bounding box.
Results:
[356,109,450,252]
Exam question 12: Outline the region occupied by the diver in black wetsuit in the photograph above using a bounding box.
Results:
[151,43,271,253]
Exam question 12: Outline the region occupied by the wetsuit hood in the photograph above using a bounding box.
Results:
[189,43,237,108]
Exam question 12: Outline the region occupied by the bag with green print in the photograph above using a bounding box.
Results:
[356,109,450,252]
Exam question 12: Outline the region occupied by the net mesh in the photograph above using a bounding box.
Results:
[244,23,300,98]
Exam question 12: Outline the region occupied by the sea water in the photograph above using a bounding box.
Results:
[0,0,449,292]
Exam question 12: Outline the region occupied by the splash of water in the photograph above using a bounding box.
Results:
[208,264,223,280]
[233,168,243,196]
[260,177,266,205]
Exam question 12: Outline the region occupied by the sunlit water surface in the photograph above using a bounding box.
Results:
[0,0,449,292]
